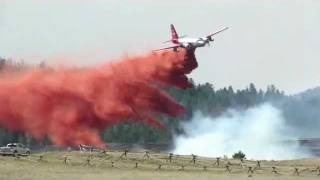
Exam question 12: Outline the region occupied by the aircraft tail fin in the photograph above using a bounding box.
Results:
[170,24,179,43]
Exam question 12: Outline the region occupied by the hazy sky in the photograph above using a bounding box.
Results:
[0,0,319,94]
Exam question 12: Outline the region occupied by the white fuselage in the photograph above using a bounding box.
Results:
[175,37,208,48]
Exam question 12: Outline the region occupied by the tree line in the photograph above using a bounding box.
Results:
[103,81,285,144]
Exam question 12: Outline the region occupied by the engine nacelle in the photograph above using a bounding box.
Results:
[207,36,214,41]
[186,43,194,49]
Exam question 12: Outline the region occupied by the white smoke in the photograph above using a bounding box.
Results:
[173,104,311,160]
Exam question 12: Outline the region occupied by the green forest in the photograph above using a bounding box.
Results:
[102,82,285,144]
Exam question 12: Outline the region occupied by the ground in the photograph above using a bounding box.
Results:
[0,151,319,180]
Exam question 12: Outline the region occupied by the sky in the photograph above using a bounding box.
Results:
[0,0,319,94]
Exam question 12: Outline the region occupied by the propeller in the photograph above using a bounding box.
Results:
[205,38,213,46]
[207,36,214,41]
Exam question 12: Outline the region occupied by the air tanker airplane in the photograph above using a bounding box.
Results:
[154,24,228,52]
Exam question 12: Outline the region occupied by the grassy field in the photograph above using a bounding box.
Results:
[0,150,320,180]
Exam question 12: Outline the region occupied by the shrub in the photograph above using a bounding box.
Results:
[232,151,246,159]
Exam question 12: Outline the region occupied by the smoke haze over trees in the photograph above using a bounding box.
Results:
[0,57,319,147]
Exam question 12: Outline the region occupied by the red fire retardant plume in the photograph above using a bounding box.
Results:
[0,49,198,147]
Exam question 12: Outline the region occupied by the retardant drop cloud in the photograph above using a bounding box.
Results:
[0,49,198,147]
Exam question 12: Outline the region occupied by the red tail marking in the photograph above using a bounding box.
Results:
[170,24,179,44]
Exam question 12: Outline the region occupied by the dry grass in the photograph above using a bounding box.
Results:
[0,151,319,180]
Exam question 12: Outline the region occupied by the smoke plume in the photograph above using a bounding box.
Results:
[0,49,197,147]
[173,104,311,160]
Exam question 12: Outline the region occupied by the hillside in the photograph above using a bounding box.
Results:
[280,86,320,138]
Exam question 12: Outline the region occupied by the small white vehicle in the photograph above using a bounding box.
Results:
[0,143,31,156]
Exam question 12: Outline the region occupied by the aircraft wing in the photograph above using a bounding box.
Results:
[206,27,229,38]
[153,45,180,51]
